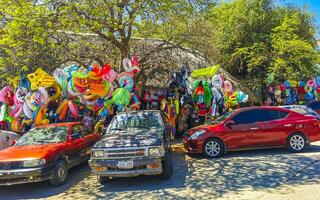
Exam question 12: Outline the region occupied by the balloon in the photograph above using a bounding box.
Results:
[186,77,194,95]
[53,68,68,91]
[23,102,33,119]
[68,100,79,118]
[48,83,61,102]
[119,75,134,92]
[68,81,81,96]
[288,80,298,87]
[307,79,316,87]
[12,118,23,132]
[27,68,55,90]
[103,69,117,83]
[131,55,140,66]
[15,87,28,103]
[237,91,248,103]
[280,83,286,91]
[10,104,23,118]
[212,75,223,89]
[224,80,233,92]
[112,88,130,106]
[35,107,47,126]
[191,65,220,78]
[0,86,14,106]
[284,80,291,88]
[0,104,7,121]
[122,58,132,70]
[316,77,320,87]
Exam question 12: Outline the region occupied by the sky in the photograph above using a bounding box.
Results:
[281,0,320,36]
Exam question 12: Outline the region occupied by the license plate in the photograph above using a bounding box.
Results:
[95,166,107,172]
[117,160,134,169]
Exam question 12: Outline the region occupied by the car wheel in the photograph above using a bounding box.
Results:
[50,159,68,186]
[98,176,111,185]
[203,138,224,158]
[287,133,307,152]
[159,153,173,180]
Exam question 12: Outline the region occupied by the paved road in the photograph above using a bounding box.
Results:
[1,142,320,200]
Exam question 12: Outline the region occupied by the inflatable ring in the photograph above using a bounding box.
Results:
[68,100,79,118]
[68,81,81,96]
[49,83,61,102]
[119,75,134,92]
[122,58,132,71]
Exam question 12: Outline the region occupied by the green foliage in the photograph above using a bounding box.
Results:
[208,0,319,96]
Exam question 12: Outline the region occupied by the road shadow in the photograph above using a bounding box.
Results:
[183,144,320,198]
[0,161,91,200]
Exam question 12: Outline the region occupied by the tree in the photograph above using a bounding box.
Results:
[208,0,319,96]
[0,0,216,78]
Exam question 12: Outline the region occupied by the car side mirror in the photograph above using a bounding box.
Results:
[225,120,235,128]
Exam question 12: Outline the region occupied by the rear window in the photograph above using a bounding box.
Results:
[282,106,319,117]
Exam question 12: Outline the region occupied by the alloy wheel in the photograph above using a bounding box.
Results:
[289,135,305,151]
[205,140,221,157]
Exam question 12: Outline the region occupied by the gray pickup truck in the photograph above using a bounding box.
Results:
[89,110,173,184]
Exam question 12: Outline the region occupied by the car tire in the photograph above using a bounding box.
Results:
[50,159,68,186]
[203,138,224,158]
[98,176,112,184]
[286,132,307,153]
[159,153,173,180]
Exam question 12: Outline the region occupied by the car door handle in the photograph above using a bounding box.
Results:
[250,127,259,130]
[284,124,292,127]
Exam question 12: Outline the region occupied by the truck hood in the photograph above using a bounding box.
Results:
[94,128,163,148]
[0,143,65,162]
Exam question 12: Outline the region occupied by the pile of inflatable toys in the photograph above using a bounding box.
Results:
[266,78,320,105]
[160,64,249,138]
[0,56,141,132]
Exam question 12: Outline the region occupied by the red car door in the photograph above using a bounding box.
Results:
[254,109,290,147]
[69,125,88,164]
[224,110,259,150]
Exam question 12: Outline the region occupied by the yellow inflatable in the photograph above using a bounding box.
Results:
[191,65,220,78]
[27,68,55,90]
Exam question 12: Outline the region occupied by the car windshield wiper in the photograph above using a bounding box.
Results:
[110,128,125,131]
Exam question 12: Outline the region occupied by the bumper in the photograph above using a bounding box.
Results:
[183,136,203,153]
[0,166,54,186]
[89,157,163,177]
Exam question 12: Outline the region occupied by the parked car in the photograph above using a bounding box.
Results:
[0,131,20,151]
[0,122,100,186]
[183,106,320,158]
[307,101,320,115]
[89,110,173,184]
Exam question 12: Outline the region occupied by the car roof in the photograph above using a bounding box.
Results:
[117,110,161,115]
[37,122,82,128]
[235,106,288,112]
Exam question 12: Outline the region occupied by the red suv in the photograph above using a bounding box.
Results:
[183,106,320,158]
[0,122,100,186]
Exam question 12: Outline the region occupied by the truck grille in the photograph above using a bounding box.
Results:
[103,148,146,159]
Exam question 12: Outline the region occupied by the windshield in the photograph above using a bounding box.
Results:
[108,112,163,131]
[212,112,232,124]
[16,126,68,146]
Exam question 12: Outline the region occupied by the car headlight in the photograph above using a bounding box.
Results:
[189,130,206,140]
[93,150,104,157]
[22,159,46,168]
[148,147,160,156]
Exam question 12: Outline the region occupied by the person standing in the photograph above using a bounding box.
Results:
[84,111,93,131]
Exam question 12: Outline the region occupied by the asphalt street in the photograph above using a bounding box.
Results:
[1,142,320,200]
